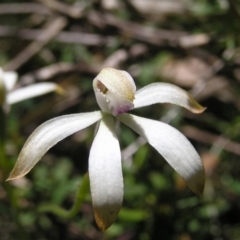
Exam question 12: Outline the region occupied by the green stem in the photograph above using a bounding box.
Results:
[38,173,90,219]
[0,106,8,174]
[0,106,28,239]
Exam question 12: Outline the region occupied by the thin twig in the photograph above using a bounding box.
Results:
[18,46,142,84]
[88,11,210,47]
[0,3,49,14]
[227,0,240,21]
[0,26,116,46]
[19,62,99,84]
[182,125,240,156]
[37,0,85,19]
[3,16,68,71]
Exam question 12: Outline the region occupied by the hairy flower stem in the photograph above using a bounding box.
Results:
[0,107,28,240]
[0,107,8,173]
[38,173,90,219]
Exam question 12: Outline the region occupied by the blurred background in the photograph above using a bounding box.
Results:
[0,0,240,239]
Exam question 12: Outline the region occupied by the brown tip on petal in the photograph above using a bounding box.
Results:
[195,181,205,197]
[94,214,109,231]
[190,176,206,197]
[6,166,28,181]
[55,86,65,95]
[6,173,22,182]
[93,206,120,231]
[188,94,207,114]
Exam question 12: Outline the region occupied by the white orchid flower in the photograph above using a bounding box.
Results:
[0,67,61,106]
[8,67,205,230]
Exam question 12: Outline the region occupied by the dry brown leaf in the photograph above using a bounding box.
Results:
[160,57,210,87]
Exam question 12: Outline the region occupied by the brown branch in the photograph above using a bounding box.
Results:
[3,17,68,71]
[19,62,100,84]
[36,0,85,19]
[88,11,210,47]
[182,125,240,156]
[0,26,115,46]
[227,0,240,21]
[0,3,49,14]
[18,44,147,84]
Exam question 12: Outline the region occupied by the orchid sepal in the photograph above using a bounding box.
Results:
[134,82,206,114]
[89,114,123,230]
[117,113,205,196]
[7,111,102,181]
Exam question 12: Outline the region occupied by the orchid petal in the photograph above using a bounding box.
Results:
[134,83,205,113]
[89,114,123,230]
[8,111,102,180]
[7,82,63,105]
[2,70,18,91]
[117,113,205,196]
